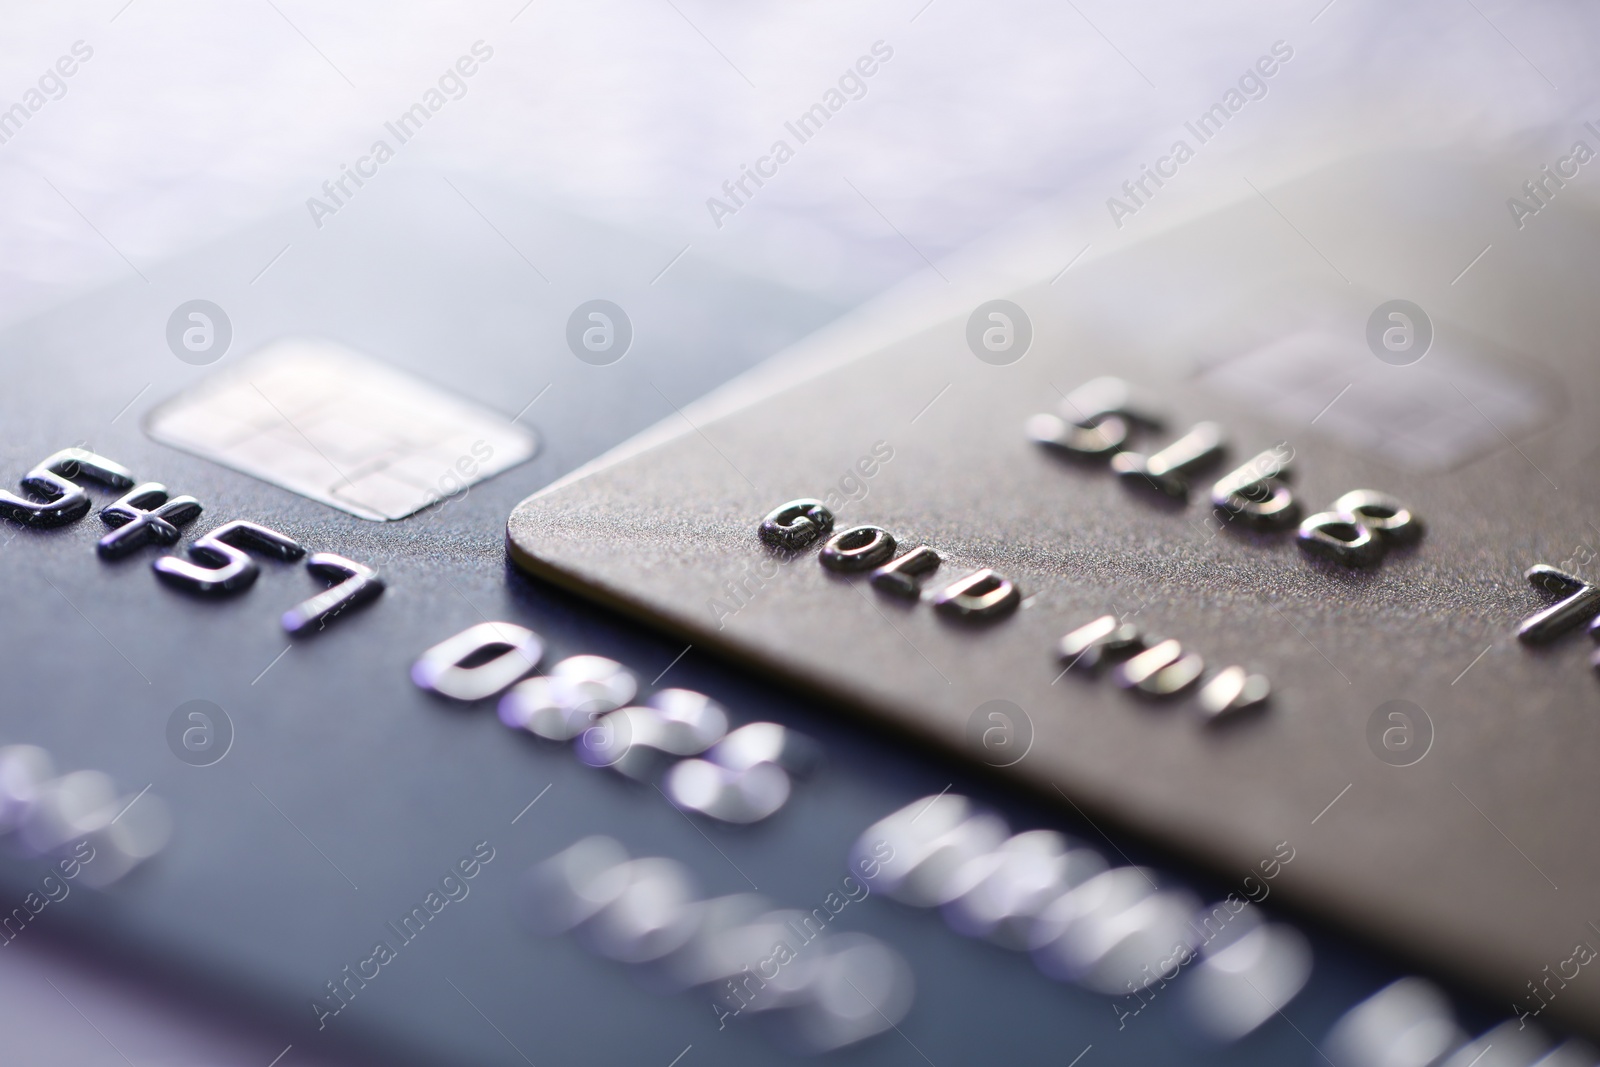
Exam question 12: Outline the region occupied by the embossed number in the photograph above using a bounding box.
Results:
[281,553,384,635]
[1517,565,1600,643]
[411,622,544,702]
[153,520,304,594]
[0,449,134,527]
[1209,446,1297,529]
[97,483,203,558]
[1297,490,1421,567]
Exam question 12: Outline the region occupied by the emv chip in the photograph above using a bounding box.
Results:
[145,338,537,520]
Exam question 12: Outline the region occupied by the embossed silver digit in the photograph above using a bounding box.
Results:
[1210,447,1297,529]
[0,449,134,527]
[1333,489,1421,544]
[819,525,896,573]
[759,498,834,549]
[1296,512,1384,566]
[281,553,384,635]
[152,520,304,594]
[411,621,544,701]
[97,483,202,558]
[1517,565,1600,643]
[1111,422,1226,500]
[1297,489,1419,567]
[1026,376,1161,458]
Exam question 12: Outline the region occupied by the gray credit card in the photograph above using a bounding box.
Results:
[508,151,1600,1033]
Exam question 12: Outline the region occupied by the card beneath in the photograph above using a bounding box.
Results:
[508,154,1600,1030]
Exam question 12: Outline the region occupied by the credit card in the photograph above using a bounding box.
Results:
[509,151,1600,1033]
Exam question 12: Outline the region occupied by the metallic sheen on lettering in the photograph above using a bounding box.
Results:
[1197,666,1271,719]
[932,569,1020,621]
[0,449,135,528]
[1296,513,1384,567]
[1517,565,1600,643]
[97,483,202,558]
[871,545,941,597]
[820,525,897,572]
[1210,448,1297,529]
[281,553,384,635]
[1111,422,1226,500]
[1057,615,1146,671]
[1333,489,1422,544]
[759,498,834,549]
[411,622,544,702]
[152,520,304,594]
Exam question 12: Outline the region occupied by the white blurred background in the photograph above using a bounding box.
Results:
[1,0,1595,327]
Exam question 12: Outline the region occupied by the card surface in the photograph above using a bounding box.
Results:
[510,153,1600,1030]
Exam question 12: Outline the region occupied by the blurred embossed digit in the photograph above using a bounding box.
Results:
[1111,421,1226,501]
[411,622,544,702]
[1027,376,1158,458]
[759,498,834,549]
[932,568,1020,620]
[0,448,134,527]
[1209,447,1297,529]
[153,519,304,595]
